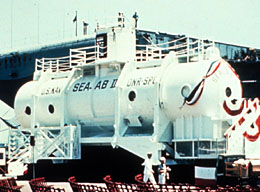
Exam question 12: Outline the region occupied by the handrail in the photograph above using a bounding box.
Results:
[7,147,29,164]
[68,176,109,192]
[35,36,215,73]
[135,37,215,62]
[35,44,107,72]
[136,36,187,48]
[29,177,65,192]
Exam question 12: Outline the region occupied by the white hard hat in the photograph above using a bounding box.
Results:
[160,157,166,162]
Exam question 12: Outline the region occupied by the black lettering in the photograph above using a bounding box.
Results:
[51,88,55,94]
[143,77,148,85]
[83,82,91,91]
[147,77,154,85]
[79,82,85,91]
[133,79,136,86]
[41,88,45,95]
[110,79,118,88]
[101,80,109,89]
[73,83,80,92]
[94,81,102,89]
[127,79,132,87]
[152,76,156,84]
[136,79,141,86]
[55,87,61,94]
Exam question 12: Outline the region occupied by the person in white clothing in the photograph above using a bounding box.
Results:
[142,152,156,184]
[158,156,171,184]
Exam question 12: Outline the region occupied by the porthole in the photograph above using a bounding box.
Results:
[181,85,191,98]
[48,104,55,114]
[128,91,136,102]
[225,87,232,97]
[25,106,31,115]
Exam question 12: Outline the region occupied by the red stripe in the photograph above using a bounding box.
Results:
[238,117,245,125]
[254,102,257,110]
[195,178,215,187]
[243,115,260,142]
[187,81,205,106]
[223,100,245,116]
[205,61,221,78]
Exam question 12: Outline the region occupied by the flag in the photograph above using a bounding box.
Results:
[83,21,88,35]
[73,15,77,23]
[83,21,88,27]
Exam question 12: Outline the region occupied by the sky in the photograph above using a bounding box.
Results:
[0,0,260,53]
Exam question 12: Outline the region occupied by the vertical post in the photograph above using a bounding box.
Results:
[83,51,86,64]
[97,44,100,60]
[73,11,78,37]
[146,46,148,61]
[69,49,72,68]
[50,61,52,72]
[76,11,77,37]
[187,37,190,63]
[31,93,37,179]
[192,141,194,157]
[210,140,212,155]
[201,40,204,59]
[37,0,40,44]
[33,145,35,179]
[10,0,13,49]
[30,136,35,179]
[216,138,218,155]
[197,138,200,157]
[35,59,38,71]
[42,58,45,71]
[57,59,59,72]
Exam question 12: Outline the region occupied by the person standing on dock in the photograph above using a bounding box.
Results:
[158,156,171,184]
[142,152,156,184]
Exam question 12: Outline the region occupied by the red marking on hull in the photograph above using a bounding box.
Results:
[223,100,245,116]
[205,61,221,78]
[243,115,260,142]
[238,117,245,125]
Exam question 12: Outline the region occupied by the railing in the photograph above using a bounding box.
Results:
[29,177,65,192]
[135,37,215,62]
[104,175,206,192]
[8,128,31,164]
[68,176,109,192]
[35,44,107,72]
[35,36,214,73]
[69,45,107,66]
[225,162,241,177]
[35,56,70,72]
